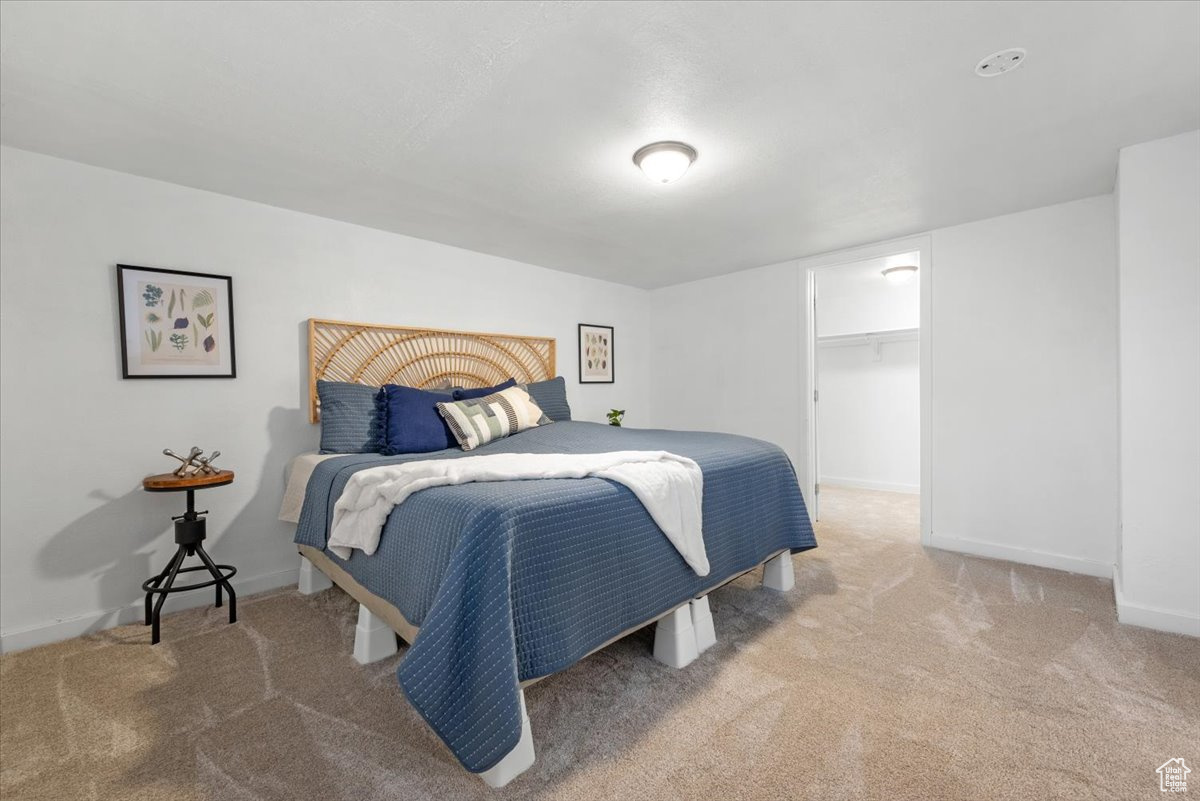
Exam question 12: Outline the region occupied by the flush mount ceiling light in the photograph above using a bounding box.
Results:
[975,47,1027,77]
[881,265,918,284]
[633,141,697,184]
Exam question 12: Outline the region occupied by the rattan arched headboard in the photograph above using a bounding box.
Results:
[308,318,556,423]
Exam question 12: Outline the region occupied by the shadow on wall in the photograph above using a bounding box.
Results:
[35,487,175,630]
[219,404,314,568]
[35,404,316,638]
[211,317,316,565]
[31,320,317,639]
[176,317,315,575]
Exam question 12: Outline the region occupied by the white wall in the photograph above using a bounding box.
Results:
[817,337,920,493]
[649,194,1119,578]
[931,195,1119,576]
[1115,130,1200,636]
[0,145,651,651]
[647,260,804,472]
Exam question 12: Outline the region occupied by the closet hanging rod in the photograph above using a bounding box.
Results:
[816,327,918,347]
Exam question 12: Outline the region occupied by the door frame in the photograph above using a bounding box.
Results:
[799,234,933,546]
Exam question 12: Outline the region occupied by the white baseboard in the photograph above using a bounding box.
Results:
[0,566,299,654]
[1113,565,1200,637]
[928,533,1112,578]
[821,476,920,495]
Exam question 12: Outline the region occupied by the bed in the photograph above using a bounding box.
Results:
[287,319,816,787]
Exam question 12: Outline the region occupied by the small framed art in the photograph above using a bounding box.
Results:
[578,323,614,383]
[117,264,236,378]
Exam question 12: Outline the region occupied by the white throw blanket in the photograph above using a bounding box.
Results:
[328,451,709,575]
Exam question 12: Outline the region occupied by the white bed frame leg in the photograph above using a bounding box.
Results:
[762,552,795,592]
[653,604,698,668]
[690,596,716,654]
[353,603,399,664]
[298,554,333,595]
[480,690,535,788]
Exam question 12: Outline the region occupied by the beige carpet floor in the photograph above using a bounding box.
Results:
[2,486,1197,801]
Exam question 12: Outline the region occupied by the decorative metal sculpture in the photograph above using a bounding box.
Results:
[163,447,222,477]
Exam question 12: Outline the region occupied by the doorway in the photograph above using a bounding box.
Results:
[801,236,932,545]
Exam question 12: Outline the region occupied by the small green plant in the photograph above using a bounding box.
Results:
[169,332,189,351]
[607,409,625,427]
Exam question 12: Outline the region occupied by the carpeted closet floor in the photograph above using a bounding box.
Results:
[2,487,1197,801]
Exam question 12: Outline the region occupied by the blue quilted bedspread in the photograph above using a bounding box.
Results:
[295,421,815,773]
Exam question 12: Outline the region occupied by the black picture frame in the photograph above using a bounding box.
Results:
[578,323,614,384]
[116,264,237,379]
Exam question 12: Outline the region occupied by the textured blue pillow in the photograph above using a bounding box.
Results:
[452,378,517,401]
[317,380,383,453]
[381,385,456,455]
[521,376,572,422]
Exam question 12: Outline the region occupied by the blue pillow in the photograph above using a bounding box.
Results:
[453,378,517,401]
[317,380,383,453]
[380,385,456,455]
[521,377,571,422]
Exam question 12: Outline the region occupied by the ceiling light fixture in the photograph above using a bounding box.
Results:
[633,141,697,184]
[975,47,1027,77]
[881,265,918,284]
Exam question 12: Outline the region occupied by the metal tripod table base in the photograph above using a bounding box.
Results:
[140,487,237,645]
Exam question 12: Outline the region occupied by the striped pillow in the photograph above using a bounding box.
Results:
[436,386,548,450]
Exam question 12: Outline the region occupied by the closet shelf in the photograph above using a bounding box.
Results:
[816,327,918,348]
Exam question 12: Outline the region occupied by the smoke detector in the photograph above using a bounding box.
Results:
[975,48,1027,77]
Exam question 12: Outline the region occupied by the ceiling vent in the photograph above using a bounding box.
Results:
[975,48,1027,77]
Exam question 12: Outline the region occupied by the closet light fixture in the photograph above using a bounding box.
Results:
[882,265,918,284]
[633,141,697,184]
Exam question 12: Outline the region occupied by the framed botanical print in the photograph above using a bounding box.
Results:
[117,264,236,378]
[578,323,614,383]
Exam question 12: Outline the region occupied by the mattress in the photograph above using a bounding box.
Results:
[293,421,815,773]
[280,452,342,523]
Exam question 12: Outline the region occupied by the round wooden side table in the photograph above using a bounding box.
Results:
[141,470,237,644]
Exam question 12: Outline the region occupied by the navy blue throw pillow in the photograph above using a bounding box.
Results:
[452,378,517,401]
[380,385,456,455]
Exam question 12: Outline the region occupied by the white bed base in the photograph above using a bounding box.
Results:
[480,690,536,787]
[298,555,333,594]
[762,550,796,591]
[297,549,796,787]
[353,603,399,664]
[298,557,401,664]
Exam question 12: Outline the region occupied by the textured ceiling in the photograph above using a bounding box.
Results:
[2,1,1198,288]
